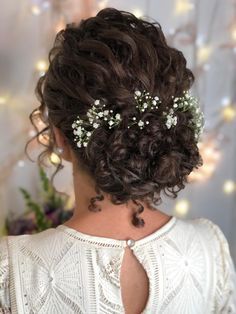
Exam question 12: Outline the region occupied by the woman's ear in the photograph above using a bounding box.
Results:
[52,125,72,162]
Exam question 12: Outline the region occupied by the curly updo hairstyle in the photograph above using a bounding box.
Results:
[29,8,203,228]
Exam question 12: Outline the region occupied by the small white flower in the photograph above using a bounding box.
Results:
[77,142,82,148]
[76,128,83,136]
[143,103,148,108]
[154,96,159,100]
[98,112,103,117]
[138,120,144,127]
[146,121,150,124]
[115,113,121,119]
[132,117,136,120]
[87,132,92,136]
[135,90,141,97]
[104,110,109,115]
[93,123,99,128]
[152,100,157,105]
[83,142,88,147]
[109,120,114,126]
[72,122,76,128]
[166,119,172,129]
[94,100,100,105]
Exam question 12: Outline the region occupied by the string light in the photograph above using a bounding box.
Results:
[174,199,190,216]
[197,45,212,63]
[55,17,66,33]
[41,1,50,9]
[221,105,236,122]
[174,0,194,15]
[230,24,236,41]
[132,9,143,18]
[0,96,7,105]
[203,64,210,71]
[221,97,231,106]
[189,140,221,182]
[31,5,41,16]
[17,160,25,168]
[35,60,48,73]
[223,180,236,194]
[98,0,108,10]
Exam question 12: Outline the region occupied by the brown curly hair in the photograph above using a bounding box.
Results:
[28,8,203,228]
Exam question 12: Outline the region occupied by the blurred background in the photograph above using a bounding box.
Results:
[0,0,236,262]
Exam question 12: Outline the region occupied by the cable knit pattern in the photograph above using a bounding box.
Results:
[0,217,235,314]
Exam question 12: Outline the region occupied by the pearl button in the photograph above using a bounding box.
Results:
[126,239,135,247]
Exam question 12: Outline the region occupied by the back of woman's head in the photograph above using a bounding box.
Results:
[31,7,203,227]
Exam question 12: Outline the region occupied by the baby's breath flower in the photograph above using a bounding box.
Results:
[93,123,99,128]
[164,90,204,141]
[71,89,204,148]
[138,120,144,127]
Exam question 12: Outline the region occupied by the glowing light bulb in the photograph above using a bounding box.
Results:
[223,180,236,194]
[175,0,194,15]
[221,105,236,122]
[18,160,25,167]
[203,64,210,71]
[0,96,7,105]
[50,152,61,164]
[196,35,205,47]
[174,199,190,216]
[35,60,48,72]
[132,9,143,18]
[221,97,231,106]
[197,45,212,63]
[98,0,108,10]
[231,25,236,41]
[55,17,66,33]
[31,5,41,15]
[189,140,221,182]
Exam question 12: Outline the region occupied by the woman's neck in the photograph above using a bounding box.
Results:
[66,162,172,239]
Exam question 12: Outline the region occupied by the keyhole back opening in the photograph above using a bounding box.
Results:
[119,245,150,314]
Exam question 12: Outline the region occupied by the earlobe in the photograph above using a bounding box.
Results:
[52,125,72,162]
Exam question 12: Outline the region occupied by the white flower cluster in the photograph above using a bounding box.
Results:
[72,99,121,148]
[167,90,205,141]
[128,90,162,129]
[71,90,204,148]
[164,108,178,129]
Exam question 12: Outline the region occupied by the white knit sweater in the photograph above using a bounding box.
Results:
[0,216,236,313]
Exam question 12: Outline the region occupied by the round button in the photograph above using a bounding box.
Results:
[126,239,135,247]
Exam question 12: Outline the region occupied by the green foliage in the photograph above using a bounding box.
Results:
[19,187,52,232]
[6,166,73,235]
